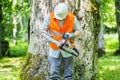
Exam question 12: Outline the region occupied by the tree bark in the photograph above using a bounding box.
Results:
[0,0,2,56]
[19,0,100,80]
[98,2,105,57]
[70,0,100,79]
[98,25,105,57]
[115,0,120,55]
[13,15,17,45]
[12,0,18,45]
[0,1,10,56]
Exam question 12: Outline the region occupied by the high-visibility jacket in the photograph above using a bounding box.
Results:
[49,12,74,50]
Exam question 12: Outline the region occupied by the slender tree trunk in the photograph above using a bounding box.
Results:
[98,25,105,57]
[0,0,2,56]
[0,1,10,56]
[12,0,18,45]
[115,0,120,55]
[19,0,100,80]
[28,18,30,44]
[98,2,105,57]
[13,15,17,45]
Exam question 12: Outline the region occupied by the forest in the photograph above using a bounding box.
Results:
[0,0,120,80]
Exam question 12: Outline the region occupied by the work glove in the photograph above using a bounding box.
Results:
[62,33,75,39]
[62,33,69,39]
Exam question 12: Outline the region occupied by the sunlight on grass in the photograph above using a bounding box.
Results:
[9,40,28,57]
[98,56,120,80]
[0,40,27,80]
[98,34,120,80]
[104,34,118,51]
[0,57,24,80]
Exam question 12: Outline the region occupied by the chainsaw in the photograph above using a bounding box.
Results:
[41,32,79,57]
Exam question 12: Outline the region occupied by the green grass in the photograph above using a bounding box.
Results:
[0,57,24,80]
[0,40,28,80]
[9,40,28,57]
[98,56,120,80]
[98,34,120,80]
[0,34,120,80]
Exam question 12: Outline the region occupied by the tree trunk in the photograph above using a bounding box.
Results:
[19,0,100,80]
[13,15,17,45]
[69,0,100,79]
[0,0,2,56]
[98,24,105,57]
[98,2,105,57]
[12,0,18,45]
[0,1,10,56]
[114,0,120,55]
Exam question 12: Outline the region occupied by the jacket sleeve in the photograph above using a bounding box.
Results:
[74,16,81,31]
[42,14,50,30]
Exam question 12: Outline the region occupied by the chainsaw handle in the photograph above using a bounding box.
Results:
[59,46,79,57]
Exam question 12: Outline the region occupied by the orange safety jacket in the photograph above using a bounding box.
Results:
[49,12,74,50]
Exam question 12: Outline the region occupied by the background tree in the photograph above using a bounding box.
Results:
[0,0,29,56]
[101,0,116,33]
[114,0,120,55]
[19,0,100,80]
[0,0,2,56]
[98,0,105,57]
[12,0,18,45]
[0,0,10,56]
[1,0,29,41]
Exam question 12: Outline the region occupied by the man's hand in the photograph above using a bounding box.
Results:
[64,31,81,39]
[62,33,75,39]
[59,33,72,47]
[62,33,70,39]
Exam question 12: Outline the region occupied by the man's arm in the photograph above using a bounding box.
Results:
[42,14,50,31]
[73,30,81,38]
[74,16,81,37]
[68,16,81,39]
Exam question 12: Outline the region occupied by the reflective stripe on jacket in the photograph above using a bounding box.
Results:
[49,12,74,50]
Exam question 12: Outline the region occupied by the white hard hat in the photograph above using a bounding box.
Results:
[54,3,68,20]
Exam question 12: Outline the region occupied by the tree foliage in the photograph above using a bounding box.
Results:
[0,0,30,56]
[101,0,116,28]
[0,0,117,39]
[2,0,30,39]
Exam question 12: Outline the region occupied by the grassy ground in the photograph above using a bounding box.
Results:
[98,34,120,80]
[0,34,119,80]
[0,40,28,80]
[0,57,24,80]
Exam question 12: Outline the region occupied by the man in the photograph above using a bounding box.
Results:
[42,3,81,80]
